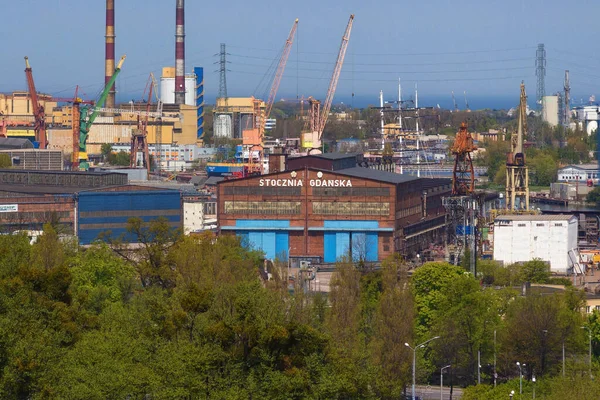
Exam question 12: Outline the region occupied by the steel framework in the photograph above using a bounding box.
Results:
[317,14,354,140]
[536,43,546,111]
[24,57,46,149]
[506,82,529,211]
[451,122,476,196]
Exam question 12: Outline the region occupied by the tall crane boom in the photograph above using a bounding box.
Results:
[78,55,126,170]
[24,57,47,149]
[264,18,298,129]
[318,14,354,138]
[451,91,458,112]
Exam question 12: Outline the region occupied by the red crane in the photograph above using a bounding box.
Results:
[451,122,477,196]
[129,75,153,174]
[24,57,47,149]
[318,14,354,140]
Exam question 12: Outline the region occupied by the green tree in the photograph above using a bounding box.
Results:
[587,187,600,208]
[500,290,585,377]
[529,152,558,186]
[0,153,11,168]
[370,255,413,398]
[100,143,112,162]
[521,258,551,283]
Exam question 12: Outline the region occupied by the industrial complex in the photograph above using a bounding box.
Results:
[1,0,600,296]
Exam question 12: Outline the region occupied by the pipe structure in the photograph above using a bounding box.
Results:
[174,0,186,105]
[105,0,116,109]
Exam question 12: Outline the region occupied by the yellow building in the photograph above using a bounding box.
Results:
[215,97,265,113]
[0,92,58,124]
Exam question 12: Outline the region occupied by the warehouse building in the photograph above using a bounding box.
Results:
[0,170,181,244]
[217,154,451,264]
[493,214,578,274]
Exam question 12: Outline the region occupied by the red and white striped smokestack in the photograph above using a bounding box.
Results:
[174,0,186,105]
[105,0,116,108]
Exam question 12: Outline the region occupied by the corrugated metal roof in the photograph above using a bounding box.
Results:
[495,214,576,221]
[560,164,598,171]
[0,138,34,150]
[337,167,420,184]
[313,152,360,160]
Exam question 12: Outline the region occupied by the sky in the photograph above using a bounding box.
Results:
[2,0,600,109]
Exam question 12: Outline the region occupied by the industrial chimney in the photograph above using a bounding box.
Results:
[105,0,116,109]
[174,0,186,105]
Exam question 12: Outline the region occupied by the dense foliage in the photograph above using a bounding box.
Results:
[0,221,597,398]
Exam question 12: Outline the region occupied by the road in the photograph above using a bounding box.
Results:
[412,384,463,399]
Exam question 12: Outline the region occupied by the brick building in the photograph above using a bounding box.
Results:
[217,154,451,264]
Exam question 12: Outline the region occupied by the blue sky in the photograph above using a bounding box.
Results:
[1,0,599,109]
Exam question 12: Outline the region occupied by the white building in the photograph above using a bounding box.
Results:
[493,214,578,274]
[574,105,600,135]
[183,200,217,234]
[557,164,598,183]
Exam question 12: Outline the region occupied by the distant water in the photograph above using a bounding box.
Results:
[119,92,521,112]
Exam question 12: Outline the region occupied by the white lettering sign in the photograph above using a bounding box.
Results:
[259,179,304,187]
[257,178,353,187]
[0,204,18,213]
[309,179,353,187]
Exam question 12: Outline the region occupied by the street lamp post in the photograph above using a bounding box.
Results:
[516,362,525,397]
[405,336,441,400]
[532,376,536,399]
[582,326,592,379]
[440,364,451,400]
[494,330,497,388]
[545,329,566,377]
[509,389,515,399]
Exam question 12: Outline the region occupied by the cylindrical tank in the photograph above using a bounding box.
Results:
[160,78,175,105]
[214,114,232,138]
[160,76,195,106]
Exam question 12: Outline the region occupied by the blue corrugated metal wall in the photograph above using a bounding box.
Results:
[194,67,204,139]
[235,220,289,260]
[78,190,181,245]
[324,232,336,263]
[336,232,350,260]
[365,232,378,261]
[323,220,379,263]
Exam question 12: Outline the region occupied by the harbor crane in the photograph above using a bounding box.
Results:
[451,122,476,195]
[451,91,458,112]
[505,82,529,211]
[443,121,478,271]
[302,14,354,152]
[244,18,298,174]
[129,75,153,174]
[24,57,47,149]
[78,55,126,170]
[317,14,354,148]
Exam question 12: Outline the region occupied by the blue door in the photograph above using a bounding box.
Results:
[248,232,263,253]
[352,232,366,262]
[365,232,378,261]
[324,232,337,263]
[336,232,350,260]
[275,232,289,261]
[262,232,276,260]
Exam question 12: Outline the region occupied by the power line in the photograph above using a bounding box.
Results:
[228,44,536,57]
[229,52,532,67]
[235,62,532,75]
[231,69,531,83]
